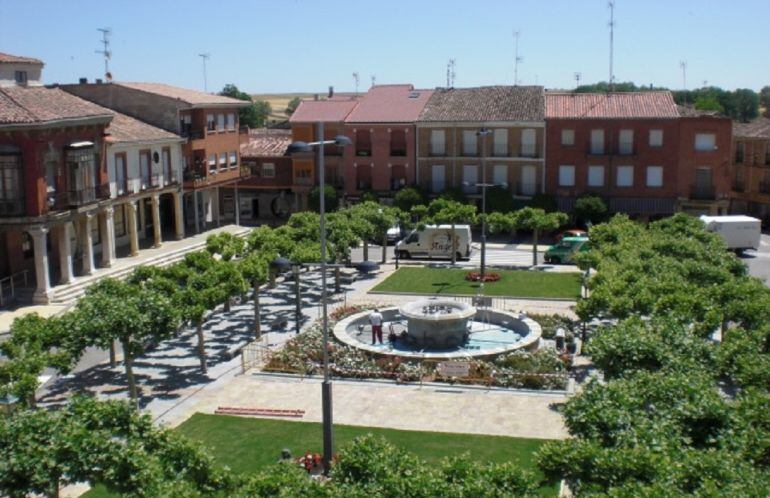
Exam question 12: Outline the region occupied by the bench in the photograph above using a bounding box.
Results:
[215,406,305,418]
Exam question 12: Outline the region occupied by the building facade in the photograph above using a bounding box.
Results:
[730,118,770,222]
[417,86,545,200]
[60,81,249,233]
[238,128,294,222]
[0,52,43,88]
[545,92,731,217]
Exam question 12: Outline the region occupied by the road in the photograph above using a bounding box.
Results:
[742,233,770,283]
[350,243,546,268]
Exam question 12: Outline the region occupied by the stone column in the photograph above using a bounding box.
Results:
[58,222,75,284]
[215,187,221,227]
[81,213,95,275]
[173,191,185,240]
[234,183,240,226]
[30,226,52,304]
[151,193,162,248]
[126,201,139,256]
[101,206,115,268]
[193,191,200,234]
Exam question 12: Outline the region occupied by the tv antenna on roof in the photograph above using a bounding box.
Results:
[574,72,582,89]
[608,1,616,92]
[353,72,360,95]
[198,53,210,92]
[446,58,456,88]
[513,31,523,85]
[95,28,112,80]
[371,75,376,88]
[680,60,688,104]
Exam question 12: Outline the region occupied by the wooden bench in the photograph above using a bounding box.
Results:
[215,406,305,418]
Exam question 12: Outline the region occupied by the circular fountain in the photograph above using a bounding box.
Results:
[333,298,541,360]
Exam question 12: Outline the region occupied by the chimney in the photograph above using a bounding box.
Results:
[79,77,87,84]
[314,94,319,101]
[328,86,334,98]
[95,78,103,84]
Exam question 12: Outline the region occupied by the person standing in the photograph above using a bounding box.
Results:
[369,308,383,344]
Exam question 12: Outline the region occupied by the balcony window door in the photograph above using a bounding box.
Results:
[695,167,713,192]
[493,165,507,187]
[493,129,508,156]
[430,130,445,156]
[226,113,236,131]
[162,148,171,184]
[587,165,605,187]
[462,130,477,156]
[356,165,372,190]
[735,142,744,163]
[217,114,225,132]
[0,146,23,215]
[206,114,216,132]
[391,164,406,190]
[521,129,536,157]
[590,129,605,154]
[44,150,59,196]
[695,133,716,152]
[139,150,151,189]
[431,164,445,192]
[356,130,372,156]
[66,146,98,202]
[462,164,478,194]
[115,153,127,195]
[390,130,407,156]
[520,165,537,196]
[619,129,634,155]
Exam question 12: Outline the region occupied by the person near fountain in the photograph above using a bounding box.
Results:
[369,308,384,344]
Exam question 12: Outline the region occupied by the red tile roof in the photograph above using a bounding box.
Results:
[345,85,433,123]
[545,91,679,119]
[117,82,250,107]
[0,86,112,126]
[107,112,181,143]
[240,129,292,157]
[0,52,43,64]
[734,118,770,139]
[419,86,543,122]
[289,98,359,123]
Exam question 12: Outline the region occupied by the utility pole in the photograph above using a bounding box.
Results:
[680,60,688,104]
[513,31,523,86]
[574,72,582,89]
[95,28,112,80]
[353,72,359,95]
[446,58,456,88]
[371,75,376,88]
[198,53,210,92]
[608,1,615,91]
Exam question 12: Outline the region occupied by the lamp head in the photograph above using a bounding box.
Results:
[287,141,313,154]
[334,135,352,147]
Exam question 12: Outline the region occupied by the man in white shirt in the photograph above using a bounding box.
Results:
[369,308,384,344]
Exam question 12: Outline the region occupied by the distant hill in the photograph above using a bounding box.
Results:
[251,92,357,124]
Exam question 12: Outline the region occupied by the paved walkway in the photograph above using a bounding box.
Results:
[0,304,67,335]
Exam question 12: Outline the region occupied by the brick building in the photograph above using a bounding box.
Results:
[238,128,294,222]
[545,92,731,217]
[416,86,544,199]
[730,118,770,222]
[61,81,249,232]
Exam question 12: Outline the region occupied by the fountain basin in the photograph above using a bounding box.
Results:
[398,299,476,348]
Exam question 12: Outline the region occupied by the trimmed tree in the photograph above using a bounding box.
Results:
[428,198,478,264]
[513,207,568,266]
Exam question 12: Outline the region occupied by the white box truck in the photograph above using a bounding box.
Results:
[396,224,472,260]
[700,215,761,252]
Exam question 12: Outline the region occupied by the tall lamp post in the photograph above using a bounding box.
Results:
[287,123,351,475]
[476,128,493,281]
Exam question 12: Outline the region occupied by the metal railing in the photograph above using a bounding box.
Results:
[690,184,716,200]
[0,199,24,216]
[0,270,30,308]
[51,184,110,208]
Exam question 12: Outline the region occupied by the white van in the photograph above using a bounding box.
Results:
[395,224,472,260]
[700,215,761,252]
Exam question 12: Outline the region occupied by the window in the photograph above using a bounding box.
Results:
[139,150,151,188]
[619,129,634,155]
[590,129,604,154]
[493,165,507,186]
[649,129,663,147]
[463,130,477,156]
[206,114,216,132]
[695,133,716,152]
[646,166,663,187]
[430,130,445,155]
[765,144,770,166]
[217,114,225,131]
[521,129,536,157]
[616,166,634,187]
[493,129,508,156]
[734,142,744,163]
[226,113,236,131]
[44,150,59,194]
[462,164,478,194]
[356,129,372,156]
[114,205,126,237]
[0,147,23,212]
[162,148,171,183]
[390,130,407,156]
[208,154,217,173]
[115,153,127,194]
[219,153,227,170]
[261,163,275,178]
[587,166,604,187]
[356,165,372,190]
[558,165,575,187]
[229,151,238,167]
[431,164,446,192]
[561,129,575,146]
[14,71,27,85]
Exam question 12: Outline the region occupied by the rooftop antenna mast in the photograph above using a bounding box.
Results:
[353,72,360,95]
[513,31,523,85]
[371,75,376,88]
[95,28,112,80]
[198,53,210,92]
[574,72,582,89]
[608,1,615,92]
[679,60,688,104]
[446,58,456,88]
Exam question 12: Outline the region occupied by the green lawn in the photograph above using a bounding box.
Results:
[85,414,557,496]
[372,267,581,299]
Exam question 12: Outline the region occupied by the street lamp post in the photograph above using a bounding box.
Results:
[476,128,493,281]
[288,123,351,475]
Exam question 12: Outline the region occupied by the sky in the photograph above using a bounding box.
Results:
[0,0,768,94]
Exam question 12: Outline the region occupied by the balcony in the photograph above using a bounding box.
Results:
[732,180,746,192]
[294,177,313,186]
[390,148,407,157]
[183,128,205,140]
[355,148,372,157]
[690,184,716,200]
[759,181,770,195]
[0,199,24,216]
[515,183,538,196]
[51,184,110,209]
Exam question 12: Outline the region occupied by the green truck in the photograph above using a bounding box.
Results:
[544,236,590,264]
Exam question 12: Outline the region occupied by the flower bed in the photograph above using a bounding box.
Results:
[465,271,501,282]
[263,305,568,391]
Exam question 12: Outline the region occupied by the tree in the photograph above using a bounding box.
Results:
[309,184,338,213]
[694,93,724,113]
[573,195,607,226]
[733,88,760,122]
[285,97,301,117]
[513,207,567,266]
[178,267,226,375]
[75,278,179,405]
[485,185,516,213]
[218,84,270,128]
[393,186,425,212]
[205,232,245,261]
[240,252,272,340]
[427,198,477,264]
[760,86,770,117]
[348,201,398,263]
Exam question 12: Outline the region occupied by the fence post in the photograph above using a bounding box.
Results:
[240,350,246,374]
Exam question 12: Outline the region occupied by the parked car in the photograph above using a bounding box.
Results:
[386,224,404,244]
[556,228,587,242]
[396,225,472,260]
[544,236,590,264]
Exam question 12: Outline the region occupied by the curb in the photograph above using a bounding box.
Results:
[365,290,578,303]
